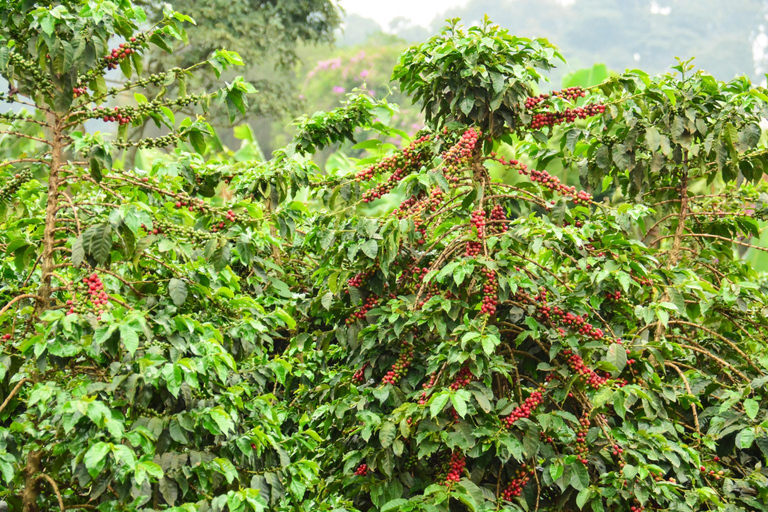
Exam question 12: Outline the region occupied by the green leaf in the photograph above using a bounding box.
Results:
[577,488,591,509]
[382,499,408,512]
[451,392,468,418]
[119,324,139,356]
[135,460,164,486]
[379,421,396,448]
[361,239,378,259]
[744,398,759,420]
[737,428,755,449]
[189,130,206,154]
[71,236,85,266]
[645,127,661,152]
[549,463,564,482]
[212,458,238,484]
[430,393,450,418]
[0,453,14,483]
[84,442,111,478]
[169,279,187,306]
[570,463,590,490]
[83,223,112,264]
[606,343,627,374]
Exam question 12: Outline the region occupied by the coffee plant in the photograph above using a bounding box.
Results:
[0,1,314,511]
[290,18,768,512]
[1,5,768,512]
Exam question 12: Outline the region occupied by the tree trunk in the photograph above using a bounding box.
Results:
[36,113,62,313]
[21,450,42,512]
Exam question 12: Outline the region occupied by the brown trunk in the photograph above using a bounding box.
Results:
[21,450,42,512]
[668,170,689,268]
[36,113,62,313]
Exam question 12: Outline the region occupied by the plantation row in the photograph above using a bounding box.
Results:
[0,2,767,512]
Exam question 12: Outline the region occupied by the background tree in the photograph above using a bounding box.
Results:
[0,2,311,511]
[136,0,342,138]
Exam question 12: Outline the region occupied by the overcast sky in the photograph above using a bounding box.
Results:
[339,0,470,30]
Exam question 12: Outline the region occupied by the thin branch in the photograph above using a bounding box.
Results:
[665,361,701,444]
[37,473,65,511]
[0,294,43,316]
[668,320,763,376]
[0,378,32,413]
[648,233,768,253]
[0,157,49,167]
[0,130,51,145]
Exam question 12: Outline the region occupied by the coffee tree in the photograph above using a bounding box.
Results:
[0,2,315,511]
[288,18,768,512]
[2,6,768,512]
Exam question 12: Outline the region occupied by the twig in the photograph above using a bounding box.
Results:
[665,361,701,444]
[0,294,43,316]
[38,473,65,511]
[0,378,32,413]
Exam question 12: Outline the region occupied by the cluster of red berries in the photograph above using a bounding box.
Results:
[610,443,625,458]
[415,284,441,309]
[354,463,368,476]
[348,268,375,289]
[72,86,87,98]
[520,290,607,341]
[700,463,726,480]
[1,333,11,341]
[632,274,653,287]
[449,366,473,391]
[444,452,466,484]
[470,209,487,238]
[361,168,407,203]
[480,268,499,316]
[346,295,379,324]
[465,241,482,257]
[140,223,164,236]
[93,106,132,125]
[394,188,444,220]
[103,38,140,70]
[529,104,606,129]
[489,204,508,233]
[415,226,427,245]
[418,373,437,405]
[562,349,609,389]
[352,362,369,384]
[399,264,428,292]
[210,212,237,233]
[530,168,593,205]
[502,389,544,428]
[355,134,432,181]
[441,128,480,185]
[358,135,434,203]
[501,465,534,500]
[563,219,584,228]
[495,157,593,205]
[381,342,414,385]
[605,290,622,301]
[629,500,645,512]
[67,273,109,318]
[393,195,420,217]
[524,87,587,110]
[574,414,591,465]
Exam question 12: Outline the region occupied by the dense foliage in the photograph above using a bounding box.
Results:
[0,2,301,511]
[1,3,768,512]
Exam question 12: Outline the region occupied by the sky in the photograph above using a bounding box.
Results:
[339,0,470,30]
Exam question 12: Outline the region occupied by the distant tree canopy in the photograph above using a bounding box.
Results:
[351,0,766,83]
[137,0,343,119]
